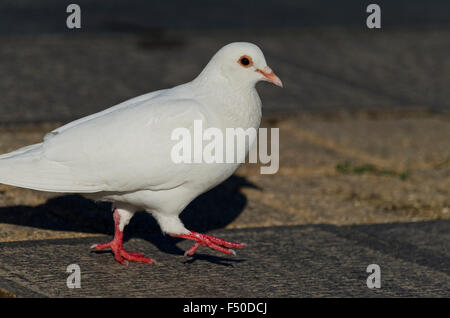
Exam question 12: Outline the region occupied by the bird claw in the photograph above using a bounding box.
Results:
[172,231,245,256]
[91,241,154,265]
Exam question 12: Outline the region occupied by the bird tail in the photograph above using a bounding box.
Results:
[0,143,42,160]
[0,143,51,191]
[0,143,98,193]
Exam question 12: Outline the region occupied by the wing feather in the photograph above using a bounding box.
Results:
[0,94,209,193]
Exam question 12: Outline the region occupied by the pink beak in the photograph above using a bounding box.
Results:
[256,66,283,87]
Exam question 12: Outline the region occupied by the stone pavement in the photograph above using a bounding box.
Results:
[0,222,449,297]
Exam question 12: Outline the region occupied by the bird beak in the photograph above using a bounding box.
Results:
[256,66,283,87]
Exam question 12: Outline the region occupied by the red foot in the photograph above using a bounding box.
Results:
[91,210,154,265]
[91,241,154,265]
[171,231,246,256]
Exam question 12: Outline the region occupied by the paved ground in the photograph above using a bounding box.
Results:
[0,222,449,297]
[0,1,449,297]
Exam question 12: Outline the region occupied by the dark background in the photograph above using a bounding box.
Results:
[2,0,450,33]
[0,0,449,124]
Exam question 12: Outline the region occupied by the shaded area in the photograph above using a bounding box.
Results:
[324,222,450,275]
[0,175,256,240]
[0,0,449,35]
[0,221,448,297]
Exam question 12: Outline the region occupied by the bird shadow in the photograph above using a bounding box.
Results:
[0,175,258,266]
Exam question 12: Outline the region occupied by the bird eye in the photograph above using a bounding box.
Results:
[238,55,253,68]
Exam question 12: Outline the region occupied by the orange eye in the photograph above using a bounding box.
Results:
[238,55,253,68]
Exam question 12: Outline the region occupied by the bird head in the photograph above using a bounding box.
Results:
[199,42,283,89]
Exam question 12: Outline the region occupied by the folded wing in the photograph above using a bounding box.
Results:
[0,96,208,193]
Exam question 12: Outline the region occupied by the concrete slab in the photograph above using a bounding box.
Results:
[0,222,448,297]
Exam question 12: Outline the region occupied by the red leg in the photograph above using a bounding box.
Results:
[91,209,154,265]
[170,231,246,256]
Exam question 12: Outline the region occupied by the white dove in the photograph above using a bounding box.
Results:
[0,42,282,265]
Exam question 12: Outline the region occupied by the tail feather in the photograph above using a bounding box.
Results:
[0,145,102,193]
[0,143,42,159]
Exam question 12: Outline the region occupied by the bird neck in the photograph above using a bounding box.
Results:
[190,76,262,130]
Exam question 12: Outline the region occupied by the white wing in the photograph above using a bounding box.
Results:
[0,143,42,159]
[44,89,166,140]
[0,93,209,193]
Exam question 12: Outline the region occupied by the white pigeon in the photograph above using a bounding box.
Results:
[0,42,282,265]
